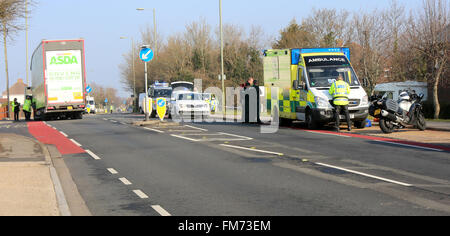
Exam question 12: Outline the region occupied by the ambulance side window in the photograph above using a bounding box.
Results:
[298,67,307,90]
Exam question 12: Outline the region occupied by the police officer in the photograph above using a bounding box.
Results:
[23,96,32,121]
[329,74,351,132]
[12,98,20,121]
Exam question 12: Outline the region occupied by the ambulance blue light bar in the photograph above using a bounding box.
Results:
[291,48,351,65]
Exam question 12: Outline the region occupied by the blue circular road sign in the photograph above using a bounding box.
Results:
[140,48,154,62]
[86,85,92,94]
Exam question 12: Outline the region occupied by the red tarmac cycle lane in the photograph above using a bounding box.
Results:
[27,122,85,155]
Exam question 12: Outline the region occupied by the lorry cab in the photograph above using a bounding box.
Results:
[86,96,96,114]
[264,48,369,129]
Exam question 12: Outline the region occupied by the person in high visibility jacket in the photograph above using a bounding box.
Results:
[329,74,351,132]
[23,96,32,121]
[12,98,20,121]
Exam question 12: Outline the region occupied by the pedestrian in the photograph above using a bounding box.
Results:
[329,74,351,132]
[253,80,261,124]
[13,98,20,121]
[23,96,32,121]
[244,77,254,90]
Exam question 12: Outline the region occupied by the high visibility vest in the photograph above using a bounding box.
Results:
[11,101,15,113]
[329,80,350,106]
[23,99,32,112]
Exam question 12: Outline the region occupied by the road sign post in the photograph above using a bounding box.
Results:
[140,46,154,121]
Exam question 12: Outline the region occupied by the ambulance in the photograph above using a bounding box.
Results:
[264,48,369,129]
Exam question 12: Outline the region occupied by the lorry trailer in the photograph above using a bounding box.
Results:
[30,39,87,120]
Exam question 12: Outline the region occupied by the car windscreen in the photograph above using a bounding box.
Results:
[304,55,361,88]
[178,93,202,100]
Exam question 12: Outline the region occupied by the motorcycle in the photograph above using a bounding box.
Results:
[369,91,427,134]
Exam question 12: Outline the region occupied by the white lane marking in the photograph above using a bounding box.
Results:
[143,127,165,133]
[304,130,351,138]
[70,139,82,147]
[110,120,118,123]
[86,150,101,160]
[372,140,444,152]
[219,132,253,140]
[60,131,68,137]
[133,190,149,199]
[171,134,199,142]
[107,168,118,175]
[120,122,127,125]
[152,205,171,216]
[315,162,413,187]
[184,125,208,131]
[220,144,284,156]
[103,118,108,121]
[119,177,132,185]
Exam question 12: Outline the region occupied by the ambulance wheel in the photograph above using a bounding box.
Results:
[306,111,319,130]
[354,120,367,129]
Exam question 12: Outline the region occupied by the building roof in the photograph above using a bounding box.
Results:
[1,79,28,97]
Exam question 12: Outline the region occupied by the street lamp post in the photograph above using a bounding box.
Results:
[219,0,226,119]
[25,0,29,86]
[136,8,157,56]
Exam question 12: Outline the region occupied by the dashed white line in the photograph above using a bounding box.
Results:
[107,168,118,174]
[86,150,101,160]
[184,125,208,131]
[315,162,413,187]
[60,131,68,137]
[143,127,165,133]
[171,134,199,142]
[219,132,253,140]
[119,177,132,185]
[133,190,149,199]
[70,139,82,147]
[220,144,284,156]
[152,205,171,216]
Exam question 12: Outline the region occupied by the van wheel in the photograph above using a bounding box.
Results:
[306,111,319,130]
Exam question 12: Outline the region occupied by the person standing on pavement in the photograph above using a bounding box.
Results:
[329,74,351,132]
[13,98,20,121]
[253,80,262,124]
[23,96,32,121]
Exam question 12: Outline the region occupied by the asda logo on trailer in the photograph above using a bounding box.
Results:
[50,55,79,65]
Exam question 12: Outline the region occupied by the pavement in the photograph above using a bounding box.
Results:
[0,133,60,216]
[426,121,450,132]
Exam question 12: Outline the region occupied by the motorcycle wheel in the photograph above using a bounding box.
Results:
[416,112,427,131]
[379,118,395,134]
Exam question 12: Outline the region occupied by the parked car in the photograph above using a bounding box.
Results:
[171,91,210,120]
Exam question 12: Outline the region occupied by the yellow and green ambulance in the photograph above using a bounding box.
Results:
[264,48,369,129]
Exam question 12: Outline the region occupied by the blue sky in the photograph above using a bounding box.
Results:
[0,0,423,97]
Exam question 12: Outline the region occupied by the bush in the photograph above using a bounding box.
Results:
[423,101,450,119]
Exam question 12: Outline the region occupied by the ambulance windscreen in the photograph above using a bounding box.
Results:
[304,56,360,88]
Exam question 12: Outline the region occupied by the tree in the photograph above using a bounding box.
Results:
[405,0,449,118]
[0,0,28,118]
[352,10,390,94]
[273,18,315,49]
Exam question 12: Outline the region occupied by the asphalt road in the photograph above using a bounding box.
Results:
[46,113,450,216]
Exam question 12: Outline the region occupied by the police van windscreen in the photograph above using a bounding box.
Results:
[304,55,360,88]
[151,89,172,98]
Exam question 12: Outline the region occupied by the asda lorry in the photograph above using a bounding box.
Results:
[30,39,87,120]
[264,48,369,129]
